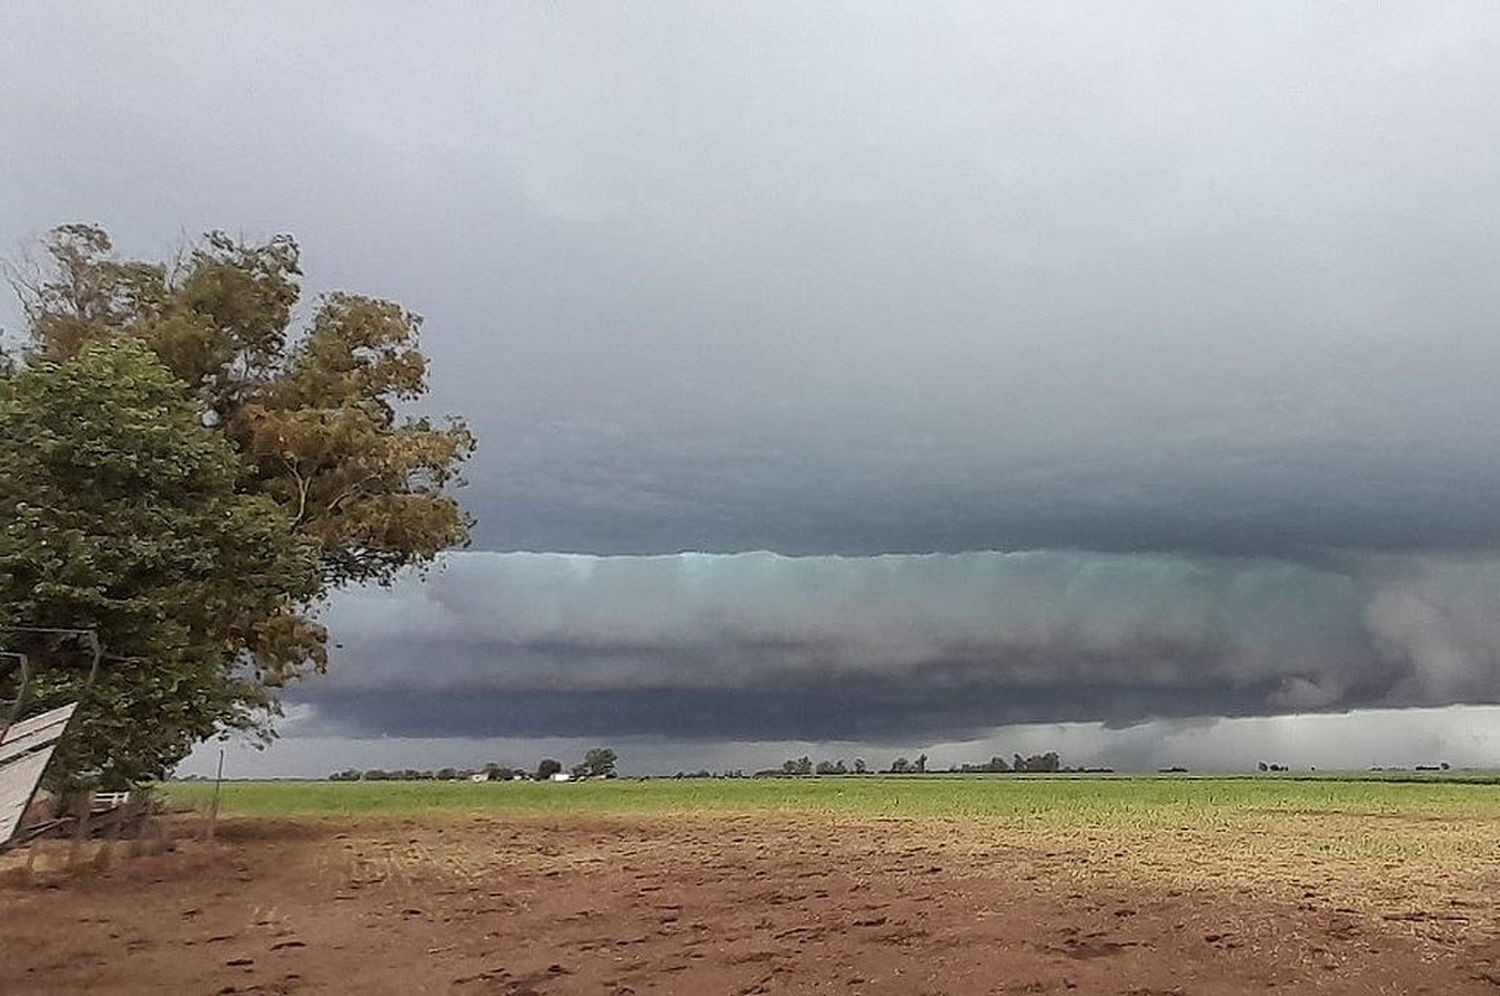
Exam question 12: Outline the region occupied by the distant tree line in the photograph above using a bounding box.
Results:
[328,747,618,782]
[664,769,748,780]
[741,750,1093,777]
[951,752,1073,773]
[326,752,1464,781]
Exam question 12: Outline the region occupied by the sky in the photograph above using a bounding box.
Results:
[3,2,1500,775]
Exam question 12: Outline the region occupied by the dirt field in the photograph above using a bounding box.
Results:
[3,805,1500,994]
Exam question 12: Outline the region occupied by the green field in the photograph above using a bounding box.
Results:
[167,773,1500,824]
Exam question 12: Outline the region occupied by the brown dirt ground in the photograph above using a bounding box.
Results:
[2,811,1499,995]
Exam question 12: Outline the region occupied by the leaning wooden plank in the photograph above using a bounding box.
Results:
[0,704,77,766]
[1,702,78,746]
[0,748,57,844]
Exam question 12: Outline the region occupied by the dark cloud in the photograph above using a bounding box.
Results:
[300,681,1283,743]
[290,551,1500,743]
[463,467,1500,558]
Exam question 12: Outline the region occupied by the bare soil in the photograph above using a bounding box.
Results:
[3,812,1499,994]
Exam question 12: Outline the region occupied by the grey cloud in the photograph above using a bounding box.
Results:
[6,5,1500,556]
[300,684,1277,744]
[291,550,1500,742]
[10,5,1500,763]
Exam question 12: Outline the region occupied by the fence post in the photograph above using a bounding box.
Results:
[207,749,225,841]
[67,793,90,869]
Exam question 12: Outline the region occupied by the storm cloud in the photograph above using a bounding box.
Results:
[294,550,1500,742]
[8,5,1500,769]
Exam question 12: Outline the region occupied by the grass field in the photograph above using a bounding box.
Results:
[167,772,1500,822]
[166,774,1500,880]
[163,774,1500,903]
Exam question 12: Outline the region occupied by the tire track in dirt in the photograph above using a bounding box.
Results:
[2,812,1498,994]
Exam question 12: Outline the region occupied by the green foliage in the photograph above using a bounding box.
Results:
[16,225,474,600]
[2,224,474,784]
[781,755,813,776]
[571,746,618,779]
[581,747,618,778]
[0,340,321,787]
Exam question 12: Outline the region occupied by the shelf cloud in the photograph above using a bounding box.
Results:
[295,550,1500,742]
[9,5,1500,767]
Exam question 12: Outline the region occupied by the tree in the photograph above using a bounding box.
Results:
[852,758,867,775]
[1012,752,1061,773]
[11,225,474,664]
[536,758,562,781]
[3,226,474,782]
[891,757,911,774]
[0,340,322,787]
[581,747,618,778]
[914,753,928,773]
